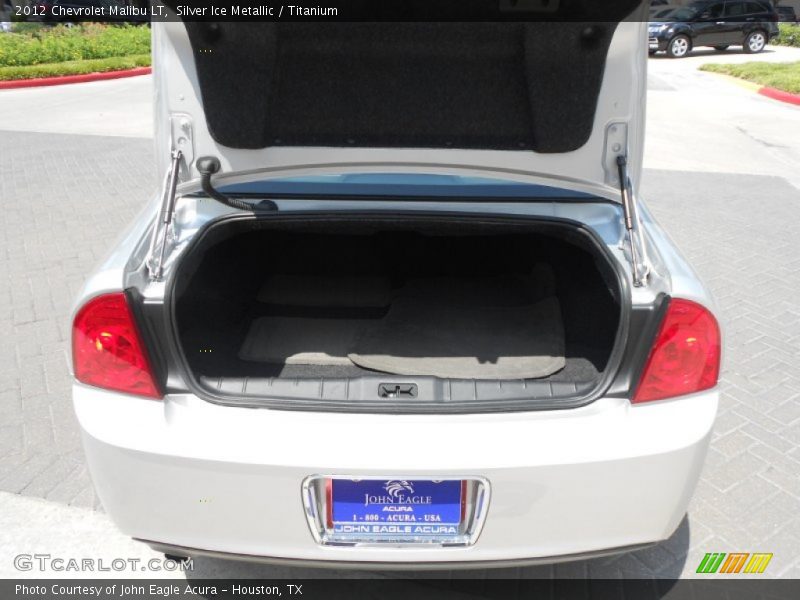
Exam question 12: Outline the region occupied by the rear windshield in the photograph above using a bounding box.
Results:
[216,173,596,200]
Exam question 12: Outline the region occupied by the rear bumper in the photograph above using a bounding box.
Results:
[142,539,656,570]
[75,385,717,566]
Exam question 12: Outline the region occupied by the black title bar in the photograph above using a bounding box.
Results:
[12,0,652,23]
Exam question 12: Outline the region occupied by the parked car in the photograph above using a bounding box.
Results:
[651,6,680,19]
[649,0,780,57]
[0,0,12,32]
[776,6,798,22]
[72,9,721,568]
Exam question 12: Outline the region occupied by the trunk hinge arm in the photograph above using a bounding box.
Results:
[616,155,650,287]
[146,149,182,281]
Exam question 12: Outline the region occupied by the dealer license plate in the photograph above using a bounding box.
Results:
[330,479,463,540]
[303,476,489,545]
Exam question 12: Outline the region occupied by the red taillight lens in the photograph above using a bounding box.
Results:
[72,293,161,399]
[633,298,721,404]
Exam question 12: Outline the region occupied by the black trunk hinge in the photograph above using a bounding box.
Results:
[616,155,649,287]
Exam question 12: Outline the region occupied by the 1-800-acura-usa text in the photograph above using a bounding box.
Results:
[71,0,721,567]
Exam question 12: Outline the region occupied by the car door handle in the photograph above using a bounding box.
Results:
[746,17,755,21]
[716,21,725,24]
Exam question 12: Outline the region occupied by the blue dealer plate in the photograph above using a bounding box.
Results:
[330,479,463,539]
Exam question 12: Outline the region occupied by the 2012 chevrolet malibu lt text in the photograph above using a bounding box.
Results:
[71,0,721,568]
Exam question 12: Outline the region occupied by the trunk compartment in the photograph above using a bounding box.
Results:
[170,214,625,412]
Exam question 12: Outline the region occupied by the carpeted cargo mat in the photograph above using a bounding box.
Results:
[348,296,565,379]
[257,275,392,307]
[243,269,565,378]
[239,317,372,365]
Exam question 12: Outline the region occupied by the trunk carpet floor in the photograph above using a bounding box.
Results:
[348,296,565,379]
[257,275,392,307]
[238,317,373,365]
[240,271,566,379]
[398,268,555,307]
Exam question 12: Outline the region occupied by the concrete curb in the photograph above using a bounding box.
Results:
[0,66,151,90]
[707,71,800,107]
[758,85,800,106]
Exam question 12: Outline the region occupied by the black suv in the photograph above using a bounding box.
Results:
[649,0,780,57]
[776,6,797,22]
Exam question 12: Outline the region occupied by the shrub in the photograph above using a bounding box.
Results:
[773,23,800,48]
[0,23,151,68]
[0,54,151,81]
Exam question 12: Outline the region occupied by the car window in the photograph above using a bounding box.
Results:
[745,2,766,13]
[724,2,747,17]
[670,7,698,21]
[704,2,725,18]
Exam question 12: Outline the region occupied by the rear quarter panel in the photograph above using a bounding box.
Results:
[68,194,160,376]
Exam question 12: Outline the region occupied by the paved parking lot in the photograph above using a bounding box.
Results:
[1,45,799,580]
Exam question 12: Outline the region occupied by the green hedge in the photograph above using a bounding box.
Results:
[0,24,151,68]
[0,54,151,81]
[774,23,800,48]
[700,61,800,94]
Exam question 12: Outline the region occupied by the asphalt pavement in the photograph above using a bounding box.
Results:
[645,45,800,191]
[1,44,799,580]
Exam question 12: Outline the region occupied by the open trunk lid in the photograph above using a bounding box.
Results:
[152,1,649,200]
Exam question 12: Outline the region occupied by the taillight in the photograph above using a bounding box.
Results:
[633,298,720,404]
[72,293,161,399]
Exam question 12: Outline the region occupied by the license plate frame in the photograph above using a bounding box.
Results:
[302,475,490,546]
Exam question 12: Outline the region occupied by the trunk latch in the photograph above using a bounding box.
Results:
[378,383,418,399]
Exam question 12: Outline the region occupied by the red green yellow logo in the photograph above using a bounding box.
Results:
[696,552,773,574]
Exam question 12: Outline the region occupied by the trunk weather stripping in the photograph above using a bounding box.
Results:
[616,155,650,287]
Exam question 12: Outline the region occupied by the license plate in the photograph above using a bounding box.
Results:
[303,476,489,546]
[331,479,463,538]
